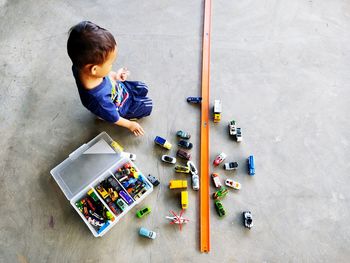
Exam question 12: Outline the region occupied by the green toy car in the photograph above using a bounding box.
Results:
[215,201,226,217]
[212,187,228,200]
[136,206,151,218]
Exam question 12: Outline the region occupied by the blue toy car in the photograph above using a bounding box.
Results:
[186,97,202,104]
[248,155,255,175]
[139,227,157,239]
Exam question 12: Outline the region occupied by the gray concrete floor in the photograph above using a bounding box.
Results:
[1,0,350,262]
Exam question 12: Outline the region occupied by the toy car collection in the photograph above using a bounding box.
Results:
[212,187,228,200]
[154,136,172,150]
[177,149,191,160]
[75,191,115,234]
[236,128,242,142]
[243,211,253,229]
[147,174,160,186]
[136,206,151,218]
[213,99,222,123]
[181,191,189,209]
[161,155,177,164]
[248,155,255,175]
[214,201,226,217]
[213,152,227,166]
[178,140,193,149]
[211,173,222,188]
[139,227,157,239]
[228,120,237,135]
[169,180,188,189]
[186,96,202,104]
[225,179,241,190]
[224,162,238,170]
[176,130,191,139]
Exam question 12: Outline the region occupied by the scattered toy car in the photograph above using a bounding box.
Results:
[225,179,241,190]
[213,99,222,123]
[228,120,237,136]
[243,211,253,229]
[154,136,172,150]
[178,140,193,149]
[191,173,199,191]
[161,155,176,164]
[187,161,198,175]
[224,162,238,170]
[176,130,191,139]
[175,165,190,174]
[187,96,202,104]
[147,174,160,186]
[177,149,191,160]
[212,187,228,200]
[139,227,157,239]
[236,128,242,142]
[181,191,188,209]
[215,201,226,217]
[213,152,227,166]
[169,180,188,189]
[136,206,151,218]
[121,152,136,161]
[248,155,255,175]
[187,161,199,190]
[211,173,222,188]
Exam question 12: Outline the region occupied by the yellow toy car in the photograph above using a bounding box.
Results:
[169,180,188,189]
[181,191,188,209]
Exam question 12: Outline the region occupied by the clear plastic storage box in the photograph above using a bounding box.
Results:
[50,132,153,237]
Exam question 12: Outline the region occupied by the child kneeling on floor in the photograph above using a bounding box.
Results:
[67,21,152,136]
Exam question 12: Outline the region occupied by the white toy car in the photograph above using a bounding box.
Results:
[211,173,222,188]
[236,128,242,142]
[225,179,241,190]
[224,162,238,170]
[228,120,237,136]
[161,155,176,164]
[121,152,136,161]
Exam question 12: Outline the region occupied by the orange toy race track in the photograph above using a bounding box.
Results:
[200,0,212,253]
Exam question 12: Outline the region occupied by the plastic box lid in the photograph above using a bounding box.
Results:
[50,132,122,200]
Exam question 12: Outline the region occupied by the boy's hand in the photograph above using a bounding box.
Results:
[128,121,144,136]
[116,67,130,82]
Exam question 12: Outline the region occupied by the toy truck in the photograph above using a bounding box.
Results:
[248,155,255,175]
[154,136,172,150]
[213,100,222,123]
[181,191,188,209]
[169,180,188,189]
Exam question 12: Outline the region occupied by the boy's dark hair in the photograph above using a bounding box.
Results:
[67,21,116,69]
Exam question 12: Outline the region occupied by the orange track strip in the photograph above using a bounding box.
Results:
[200,0,212,253]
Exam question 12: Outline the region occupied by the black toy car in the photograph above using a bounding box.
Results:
[243,211,253,229]
[178,140,193,149]
[186,96,202,104]
[147,174,160,186]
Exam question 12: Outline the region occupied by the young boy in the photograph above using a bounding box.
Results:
[67,21,152,136]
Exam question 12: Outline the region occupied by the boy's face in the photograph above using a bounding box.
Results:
[94,46,117,77]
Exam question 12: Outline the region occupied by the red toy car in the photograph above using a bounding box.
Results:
[213,153,227,166]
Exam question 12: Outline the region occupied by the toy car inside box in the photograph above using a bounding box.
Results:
[50,132,153,237]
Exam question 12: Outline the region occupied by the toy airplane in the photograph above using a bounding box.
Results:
[165,209,189,231]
